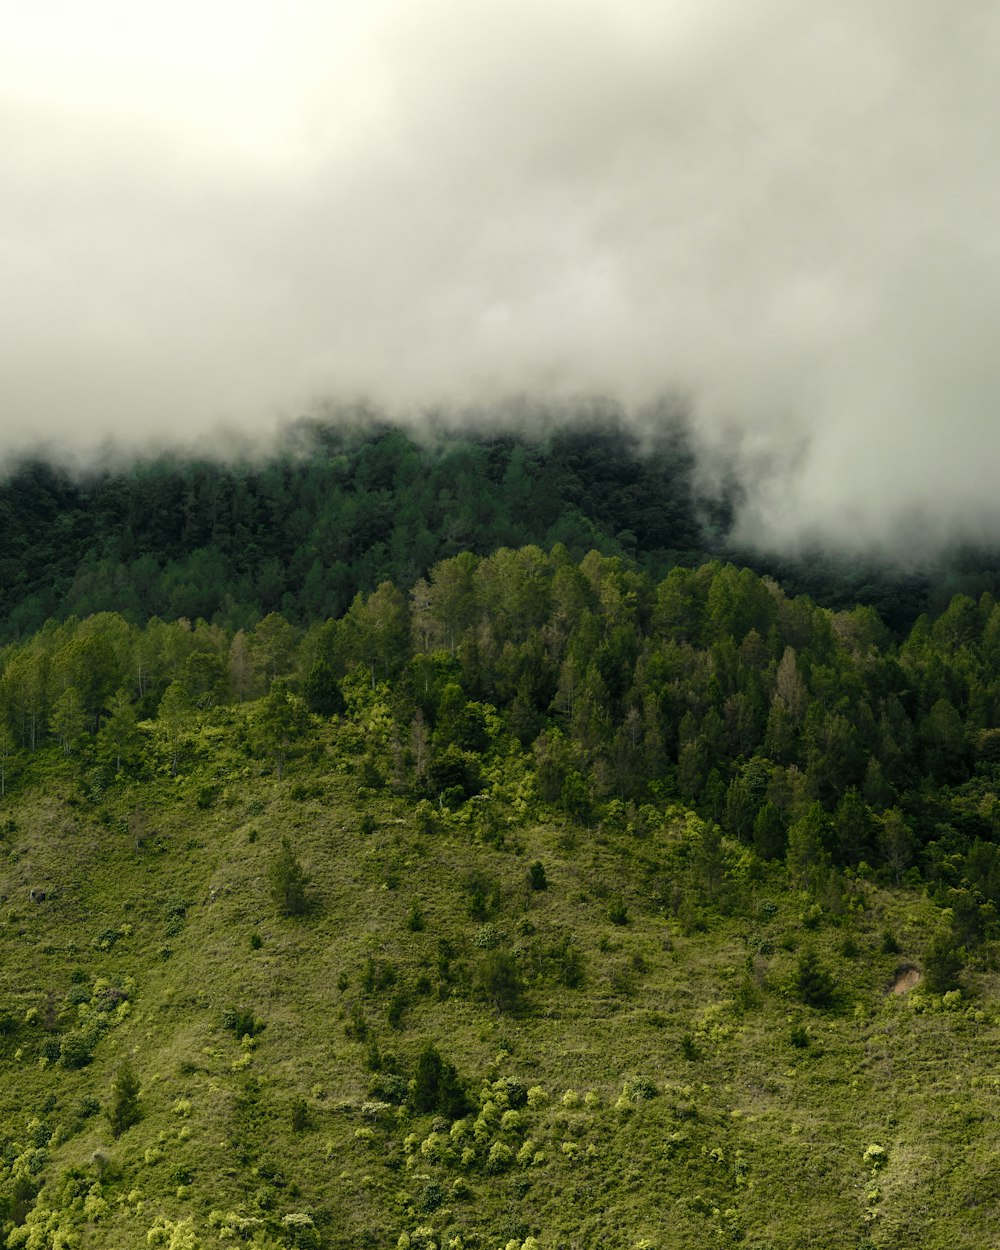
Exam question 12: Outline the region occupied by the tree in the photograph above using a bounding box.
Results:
[475,950,525,1014]
[921,698,969,783]
[879,807,914,883]
[0,725,16,796]
[249,612,297,687]
[786,801,831,892]
[832,787,875,866]
[98,687,140,773]
[343,581,410,688]
[922,925,963,993]
[425,552,479,651]
[409,1043,468,1118]
[254,682,311,780]
[50,686,86,756]
[752,801,786,860]
[107,1060,141,1136]
[269,837,309,916]
[302,660,344,717]
[228,630,257,702]
[794,948,836,1007]
[157,681,191,776]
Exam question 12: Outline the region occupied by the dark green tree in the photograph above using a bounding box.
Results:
[409,1043,468,1118]
[302,660,345,717]
[98,687,141,772]
[254,682,311,780]
[794,948,836,1007]
[752,801,786,861]
[475,951,525,1014]
[922,925,963,993]
[107,1060,141,1137]
[269,837,309,917]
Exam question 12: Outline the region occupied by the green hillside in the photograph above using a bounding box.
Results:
[1,545,1000,1247]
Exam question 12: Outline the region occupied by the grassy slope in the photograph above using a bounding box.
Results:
[1,712,999,1250]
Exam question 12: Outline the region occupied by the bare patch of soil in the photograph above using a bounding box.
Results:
[889,965,922,995]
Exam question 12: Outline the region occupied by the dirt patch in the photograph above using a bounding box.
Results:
[889,965,922,995]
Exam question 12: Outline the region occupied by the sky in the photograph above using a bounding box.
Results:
[3,1,1000,556]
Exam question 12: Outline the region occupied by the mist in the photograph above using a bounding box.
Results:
[4,1,1000,558]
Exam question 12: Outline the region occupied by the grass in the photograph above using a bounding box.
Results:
[0,710,999,1248]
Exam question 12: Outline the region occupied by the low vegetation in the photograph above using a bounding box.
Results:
[0,538,999,1245]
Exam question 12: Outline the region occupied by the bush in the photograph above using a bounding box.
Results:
[607,898,629,926]
[222,1006,265,1038]
[290,1097,310,1132]
[387,991,409,1030]
[486,1141,514,1173]
[680,1034,700,1061]
[60,1031,96,1069]
[528,861,548,891]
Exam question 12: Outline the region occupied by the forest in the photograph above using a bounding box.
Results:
[1,425,1000,1248]
[0,414,990,642]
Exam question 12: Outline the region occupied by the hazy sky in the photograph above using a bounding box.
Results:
[4,1,1000,554]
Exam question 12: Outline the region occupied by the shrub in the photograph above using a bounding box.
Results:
[474,923,506,950]
[551,937,585,989]
[680,1034,700,1062]
[528,861,548,891]
[361,958,397,994]
[607,898,629,926]
[290,1097,310,1132]
[623,1076,658,1102]
[222,1006,264,1038]
[387,991,409,1030]
[282,1212,321,1250]
[486,1142,514,1173]
[60,1031,97,1069]
[420,1180,445,1213]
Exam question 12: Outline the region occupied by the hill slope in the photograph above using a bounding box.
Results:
[1,701,998,1250]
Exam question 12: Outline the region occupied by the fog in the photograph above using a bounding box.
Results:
[4,1,1000,556]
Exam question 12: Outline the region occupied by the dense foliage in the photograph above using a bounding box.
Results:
[3,436,1000,1246]
[3,413,996,643]
[0,546,999,1246]
[0,416,715,640]
[2,547,1000,942]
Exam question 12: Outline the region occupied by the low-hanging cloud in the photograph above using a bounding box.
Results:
[3,0,1000,557]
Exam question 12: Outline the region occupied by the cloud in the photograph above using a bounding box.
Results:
[3,1,1000,556]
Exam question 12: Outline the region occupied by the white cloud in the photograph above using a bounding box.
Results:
[3,1,1000,555]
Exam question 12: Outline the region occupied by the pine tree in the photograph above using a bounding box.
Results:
[107,1060,141,1137]
[269,837,309,917]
